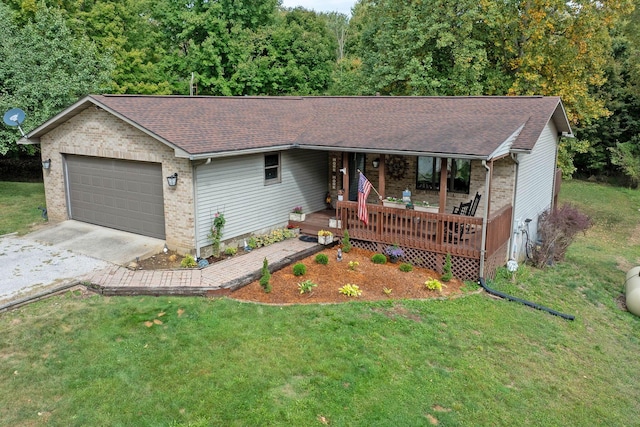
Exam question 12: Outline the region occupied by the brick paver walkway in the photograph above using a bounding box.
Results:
[82,238,321,296]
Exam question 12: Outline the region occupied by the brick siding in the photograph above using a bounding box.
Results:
[40,108,195,253]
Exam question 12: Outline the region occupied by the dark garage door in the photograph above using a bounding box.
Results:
[66,155,166,239]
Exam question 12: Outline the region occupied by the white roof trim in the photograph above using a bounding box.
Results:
[488,123,526,160]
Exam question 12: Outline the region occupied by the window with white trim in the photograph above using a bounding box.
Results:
[264,153,281,184]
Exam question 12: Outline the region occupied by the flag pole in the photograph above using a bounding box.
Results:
[357,169,383,200]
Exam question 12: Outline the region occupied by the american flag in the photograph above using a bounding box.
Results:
[357,172,372,225]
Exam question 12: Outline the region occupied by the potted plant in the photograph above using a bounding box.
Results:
[318,229,334,245]
[413,200,439,213]
[382,197,406,209]
[289,206,305,222]
[385,244,405,263]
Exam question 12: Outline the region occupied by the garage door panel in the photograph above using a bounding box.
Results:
[66,155,166,239]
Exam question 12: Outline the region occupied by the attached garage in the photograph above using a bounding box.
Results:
[65,155,166,239]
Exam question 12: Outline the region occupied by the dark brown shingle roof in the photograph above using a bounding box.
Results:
[27,95,572,159]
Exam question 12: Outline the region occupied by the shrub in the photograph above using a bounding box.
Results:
[180,254,197,268]
[425,278,443,292]
[338,284,362,297]
[259,257,271,293]
[441,253,453,282]
[315,253,329,265]
[224,246,237,256]
[371,253,387,264]
[298,279,317,294]
[530,204,591,268]
[399,263,413,272]
[348,261,359,271]
[292,263,307,276]
[208,212,226,256]
[341,229,352,253]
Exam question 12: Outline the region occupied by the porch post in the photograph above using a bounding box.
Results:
[378,154,386,200]
[342,152,349,197]
[438,158,448,212]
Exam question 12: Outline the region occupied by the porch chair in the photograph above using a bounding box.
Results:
[452,201,471,215]
[448,193,481,243]
[467,192,481,217]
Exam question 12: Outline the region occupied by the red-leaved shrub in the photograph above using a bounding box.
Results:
[530,204,591,268]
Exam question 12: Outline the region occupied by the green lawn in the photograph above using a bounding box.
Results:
[0,181,46,235]
[1,180,639,426]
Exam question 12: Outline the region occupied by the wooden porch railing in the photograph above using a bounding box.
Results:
[336,201,484,259]
[485,205,513,257]
[336,201,513,260]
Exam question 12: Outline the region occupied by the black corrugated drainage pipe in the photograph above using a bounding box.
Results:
[478,277,575,321]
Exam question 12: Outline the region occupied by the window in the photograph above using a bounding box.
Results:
[264,153,280,184]
[416,157,471,194]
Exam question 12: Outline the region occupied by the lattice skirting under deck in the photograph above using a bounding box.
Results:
[350,239,482,281]
[483,241,510,280]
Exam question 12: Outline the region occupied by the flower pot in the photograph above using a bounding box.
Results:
[382,200,405,209]
[329,218,342,228]
[289,213,306,221]
[414,205,439,213]
[318,234,333,245]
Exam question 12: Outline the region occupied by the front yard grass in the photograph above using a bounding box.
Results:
[0,180,639,425]
[0,181,46,235]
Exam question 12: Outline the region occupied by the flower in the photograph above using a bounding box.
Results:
[292,206,303,214]
[385,197,404,203]
[318,230,333,236]
[385,245,404,258]
[414,200,432,207]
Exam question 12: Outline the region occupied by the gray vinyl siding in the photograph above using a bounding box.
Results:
[513,121,559,253]
[195,149,328,250]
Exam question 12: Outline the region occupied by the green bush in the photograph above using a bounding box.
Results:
[224,246,237,256]
[259,257,271,293]
[441,253,453,282]
[315,253,329,265]
[399,263,413,272]
[180,254,197,268]
[341,229,352,253]
[371,253,387,264]
[292,263,307,276]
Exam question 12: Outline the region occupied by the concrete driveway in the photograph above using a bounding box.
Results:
[0,221,164,305]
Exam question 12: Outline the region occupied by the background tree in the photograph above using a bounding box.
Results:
[0,4,111,155]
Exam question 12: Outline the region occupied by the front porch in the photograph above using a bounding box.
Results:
[292,202,512,281]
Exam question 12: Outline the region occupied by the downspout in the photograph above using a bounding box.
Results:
[479,160,491,278]
[510,153,520,260]
[193,162,200,259]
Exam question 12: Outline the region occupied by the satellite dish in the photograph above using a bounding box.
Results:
[3,108,26,137]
